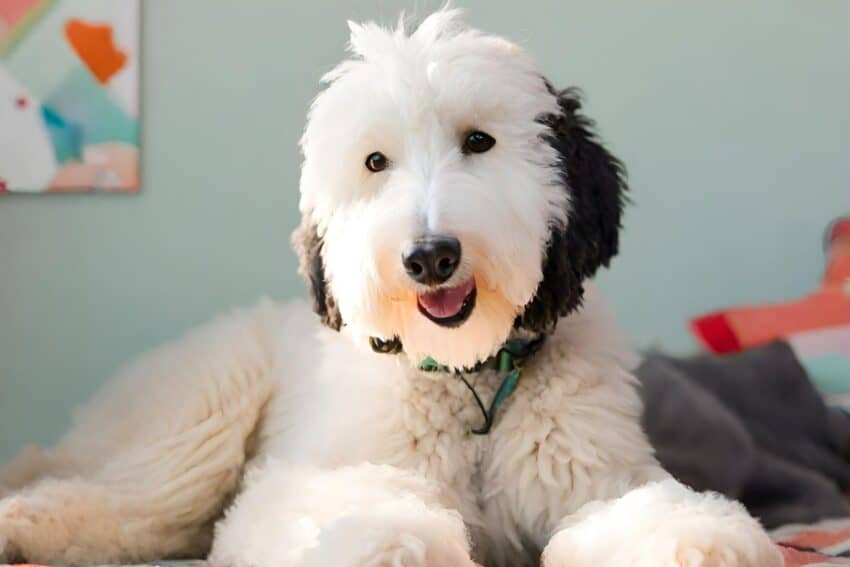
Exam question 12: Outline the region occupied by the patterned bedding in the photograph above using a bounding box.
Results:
[775,519,850,565]
[6,520,850,567]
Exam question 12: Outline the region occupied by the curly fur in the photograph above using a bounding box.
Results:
[292,216,343,330]
[518,87,628,333]
[1,9,781,567]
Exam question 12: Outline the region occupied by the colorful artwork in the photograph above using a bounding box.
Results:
[0,0,139,193]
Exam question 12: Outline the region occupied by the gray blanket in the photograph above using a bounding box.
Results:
[638,341,850,528]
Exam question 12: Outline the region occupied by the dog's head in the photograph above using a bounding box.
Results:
[293,9,626,368]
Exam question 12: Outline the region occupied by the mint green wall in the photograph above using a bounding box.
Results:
[1,1,848,460]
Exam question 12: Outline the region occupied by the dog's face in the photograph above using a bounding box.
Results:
[294,10,626,369]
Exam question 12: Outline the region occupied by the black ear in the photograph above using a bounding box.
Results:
[291,215,343,330]
[517,86,628,333]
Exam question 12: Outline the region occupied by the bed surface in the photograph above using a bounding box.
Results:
[6,519,850,567]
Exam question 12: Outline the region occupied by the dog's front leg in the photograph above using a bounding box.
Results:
[541,478,781,567]
[209,460,478,567]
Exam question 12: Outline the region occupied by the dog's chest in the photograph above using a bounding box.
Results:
[258,335,550,562]
[400,368,503,444]
[260,345,510,486]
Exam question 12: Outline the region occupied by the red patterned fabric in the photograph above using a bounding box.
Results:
[691,216,850,354]
[773,519,850,565]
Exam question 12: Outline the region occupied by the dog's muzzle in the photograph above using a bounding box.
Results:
[402,235,477,328]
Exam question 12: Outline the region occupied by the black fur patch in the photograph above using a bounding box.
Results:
[291,217,343,330]
[517,85,628,333]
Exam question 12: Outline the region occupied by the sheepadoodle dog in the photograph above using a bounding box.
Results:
[1,9,781,567]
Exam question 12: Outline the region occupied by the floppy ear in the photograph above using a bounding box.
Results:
[518,86,628,333]
[291,215,343,330]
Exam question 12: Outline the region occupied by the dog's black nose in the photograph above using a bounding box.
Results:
[402,236,461,285]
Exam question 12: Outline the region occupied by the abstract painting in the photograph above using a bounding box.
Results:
[0,0,140,193]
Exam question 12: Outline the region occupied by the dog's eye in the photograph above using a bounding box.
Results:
[365,152,389,172]
[462,131,496,154]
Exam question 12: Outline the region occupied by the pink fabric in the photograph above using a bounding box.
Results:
[789,325,850,358]
[0,0,43,28]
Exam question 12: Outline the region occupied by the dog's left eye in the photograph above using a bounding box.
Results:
[462,131,496,154]
[365,152,389,172]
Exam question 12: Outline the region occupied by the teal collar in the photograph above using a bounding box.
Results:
[418,335,545,435]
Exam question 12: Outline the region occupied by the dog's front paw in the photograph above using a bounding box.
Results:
[543,523,781,567]
[542,480,782,567]
[308,524,477,567]
[286,504,479,567]
[211,462,479,567]
[212,486,477,567]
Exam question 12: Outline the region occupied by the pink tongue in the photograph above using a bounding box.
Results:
[418,279,474,319]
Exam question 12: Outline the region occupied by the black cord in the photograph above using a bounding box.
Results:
[456,372,494,435]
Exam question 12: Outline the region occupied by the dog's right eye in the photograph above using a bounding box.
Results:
[365,152,389,172]
[462,131,496,154]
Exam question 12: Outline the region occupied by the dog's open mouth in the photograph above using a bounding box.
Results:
[417,278,476,327]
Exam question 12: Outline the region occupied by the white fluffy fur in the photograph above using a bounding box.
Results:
[301,9,565,368]
[1,10,781,567]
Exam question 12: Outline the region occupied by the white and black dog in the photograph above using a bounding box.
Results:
[0,10,781,567]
